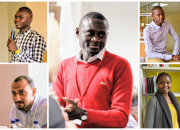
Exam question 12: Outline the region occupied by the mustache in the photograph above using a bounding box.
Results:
[15,101,24,104]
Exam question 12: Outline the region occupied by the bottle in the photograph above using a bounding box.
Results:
[9,120,17,128]
[15,119,22,128]
[31,121,40,128]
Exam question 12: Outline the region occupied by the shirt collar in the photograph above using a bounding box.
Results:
[20,95,37,114]
[20,27,31,35]
[74,47,106,63]
[152,20,165,30]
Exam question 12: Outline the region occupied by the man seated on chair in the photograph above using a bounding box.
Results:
[143,6,180,63]
[9,76,47,128]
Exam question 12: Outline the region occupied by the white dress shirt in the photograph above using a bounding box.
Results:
[74,47,106,63]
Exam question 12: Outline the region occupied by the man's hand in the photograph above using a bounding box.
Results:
[7,38,18,52]
[172,55,180,61]
[62,97,84,120]
[63,112,77,128]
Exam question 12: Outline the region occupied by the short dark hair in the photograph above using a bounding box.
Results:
[80,12,109,28]
[14,75,35,88]
[152,6,163,14]
[156,72,171,83]
[19,7,33,18]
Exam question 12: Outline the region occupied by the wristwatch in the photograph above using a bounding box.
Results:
[81,109,87,121]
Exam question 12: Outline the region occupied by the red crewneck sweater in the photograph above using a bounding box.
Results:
[53,51,133,128]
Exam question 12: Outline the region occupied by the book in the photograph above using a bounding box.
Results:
[154,76,157,92]
[147,78,151,93]
[142,78,148,94]
[151,76,154,93]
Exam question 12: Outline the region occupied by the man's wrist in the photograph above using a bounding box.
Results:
[15,49,21,55]
[80,109,87,121]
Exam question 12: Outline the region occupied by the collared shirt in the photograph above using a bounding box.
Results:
[126,114,138,128]
[74,47,106,63]
[10,28,46,63]
[143,20,180,61]
[9,95,47,128]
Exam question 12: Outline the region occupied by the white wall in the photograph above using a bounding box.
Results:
[28,64,47,98]
[61,2,138,86]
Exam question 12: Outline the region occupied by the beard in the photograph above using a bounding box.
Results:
[15,101,28,111]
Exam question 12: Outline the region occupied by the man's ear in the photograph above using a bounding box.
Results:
[28,17,33,23]
[75,27,79,39]
[151,13,154,19]
[32,87,36,96]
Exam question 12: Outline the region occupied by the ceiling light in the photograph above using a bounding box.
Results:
[152,3,169,7]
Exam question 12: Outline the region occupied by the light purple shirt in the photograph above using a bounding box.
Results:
[9,95,47,128]
[143,20,179,61]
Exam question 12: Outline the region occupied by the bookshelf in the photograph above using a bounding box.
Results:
[142,66,180,72]
[140,65,180,128]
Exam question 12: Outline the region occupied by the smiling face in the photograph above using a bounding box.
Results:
[152,8,165,26]
[157,75,171,95]
[76,18,108,57]
[11,79,36,112]
[14,9,32,32]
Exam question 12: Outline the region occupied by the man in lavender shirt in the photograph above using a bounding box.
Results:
[144,6,180,63]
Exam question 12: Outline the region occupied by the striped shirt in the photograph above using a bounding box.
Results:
[143,20,180,61]
[75,47,105,63]
[10,28,46,63]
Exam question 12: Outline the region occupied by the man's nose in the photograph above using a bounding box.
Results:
[14,95,21,102]
[14,17,19,22]
[160,15,164,19]
[91,35,100,42]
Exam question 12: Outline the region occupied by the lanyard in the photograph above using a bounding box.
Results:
[26,96,39,128]
[17,29,31,50]
[75,51,106,103]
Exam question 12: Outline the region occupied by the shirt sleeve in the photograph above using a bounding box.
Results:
[168,22,180,55]
[9,105,15,121]
[144,97,155,128]
[82,60,133,128]
[52,63,66,107]
[14,35,46,63]
[144,28,172,61]
[41,99,47,128]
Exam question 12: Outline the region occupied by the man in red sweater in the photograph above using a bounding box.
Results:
[53,12,133,128]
